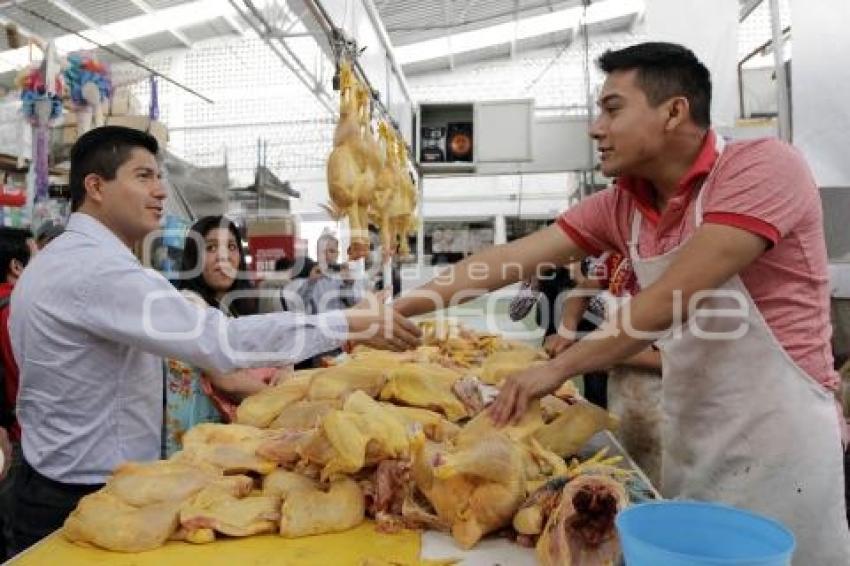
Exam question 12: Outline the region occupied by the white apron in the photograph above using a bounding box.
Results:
[627,155,850,565]
[607,363,663,488]
[601,291,664,488]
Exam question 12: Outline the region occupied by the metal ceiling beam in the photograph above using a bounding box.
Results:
[510,0,519,60]
[44,0,145,59]
[443,0,454,70]
[220,11,245,37]
[127,0,192,47]
[739,0,764,22]
[7,1,213,103]
[228,0,334,115]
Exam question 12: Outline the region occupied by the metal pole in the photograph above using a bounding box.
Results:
[768,0,791,141]
[382,258,393,298]
[581,0,595,199]
[416,167,425,271]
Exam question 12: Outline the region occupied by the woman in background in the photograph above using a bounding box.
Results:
[164,216,285,456]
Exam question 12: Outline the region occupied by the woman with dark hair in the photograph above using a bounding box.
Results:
[177,215,257,317]
[164,216,284,456]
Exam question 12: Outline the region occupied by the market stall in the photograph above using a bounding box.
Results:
[1,0,846,565]
[7,317,659,565]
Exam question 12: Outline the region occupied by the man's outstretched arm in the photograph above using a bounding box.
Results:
[394,225,587,317]
[490,223,767,425]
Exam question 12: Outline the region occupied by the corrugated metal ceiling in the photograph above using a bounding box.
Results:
[377,0,583,46]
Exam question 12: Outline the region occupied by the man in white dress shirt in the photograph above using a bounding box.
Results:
[7,126,420,553]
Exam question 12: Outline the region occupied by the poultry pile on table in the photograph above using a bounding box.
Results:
[64,322,631,564]
[326,59,417,260]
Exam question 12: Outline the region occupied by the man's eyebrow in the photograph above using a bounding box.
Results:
[133,166,157,173]
[597,93,624,106]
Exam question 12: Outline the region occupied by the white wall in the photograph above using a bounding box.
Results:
[644,0,739,128]
[791,0,850,187]
[421,172,576,220]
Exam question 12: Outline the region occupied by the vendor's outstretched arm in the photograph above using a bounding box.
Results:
[490,223,767,425]
[395,225,586,317]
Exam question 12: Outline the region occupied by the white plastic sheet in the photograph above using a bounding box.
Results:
[644,0,739,129]
[790,0,850,187]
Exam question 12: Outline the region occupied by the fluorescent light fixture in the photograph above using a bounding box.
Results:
[396,0,644,65]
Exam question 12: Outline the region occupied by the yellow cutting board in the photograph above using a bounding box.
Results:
[11,522,421,566]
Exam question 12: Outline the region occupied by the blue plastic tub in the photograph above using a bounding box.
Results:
[615,501,795,566]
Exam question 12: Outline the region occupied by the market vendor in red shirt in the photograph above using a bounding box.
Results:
[395,42,850,564]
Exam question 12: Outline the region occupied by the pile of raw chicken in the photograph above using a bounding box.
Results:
[325,58,417,260]
[65,321,632,565]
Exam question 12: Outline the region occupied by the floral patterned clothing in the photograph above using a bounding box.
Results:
[163,356,220,457]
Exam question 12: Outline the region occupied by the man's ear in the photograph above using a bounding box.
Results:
[664,96,690,132]
[83,172,105,205]
[8,259,24,279]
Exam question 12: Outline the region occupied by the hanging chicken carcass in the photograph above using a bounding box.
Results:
[398,144,418,256]
[386,139,418,258]
[372,121,400,256]
[325,60,376,260]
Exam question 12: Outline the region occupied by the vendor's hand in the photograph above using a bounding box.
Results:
[0,428,11,481]
[544,333,575,358]
[489,363,565,426]
[308,265,323,281]
[344,291,421,352]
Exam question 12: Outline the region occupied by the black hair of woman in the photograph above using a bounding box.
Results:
[178,215,258,316]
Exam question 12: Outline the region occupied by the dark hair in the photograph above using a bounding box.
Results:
[597,42,712,128]
[178,216,257,316]
[69,126,159,212]
[0,227,33,279]
[293,257,316,279]
[274,256,294,272]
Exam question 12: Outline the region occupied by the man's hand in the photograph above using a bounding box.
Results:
[488,363,566,426]
[543,332,576,357]
[0,428,11,481]
[344,292,421,352]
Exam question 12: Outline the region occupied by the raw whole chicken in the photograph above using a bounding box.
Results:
[64,461,255,552]
[380,363,467,422]
[262,469,318,499]
[479,348,548,385]
[64,491,182,552]
[387,139,417,258]
[372,121,401,255]
[411,432,526,549]
[174,423,278,475]
[307,361,388,400]
[179,485,281,542]
[268,398,341,432]
[325,60,377,260]
[102,460,221,507]
[320,391,410,478]
[235,371,314,427]
[279,477,365,538]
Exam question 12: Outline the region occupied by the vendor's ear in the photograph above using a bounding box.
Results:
[83,172,106,204]
[664,96,690,132]
[9,258,24,279]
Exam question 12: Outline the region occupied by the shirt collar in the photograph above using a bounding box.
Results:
[66,212,138,260]
[616,129,720,223]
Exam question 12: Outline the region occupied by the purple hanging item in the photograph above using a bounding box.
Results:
[34,124,49,202]
[149,75,159,121]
